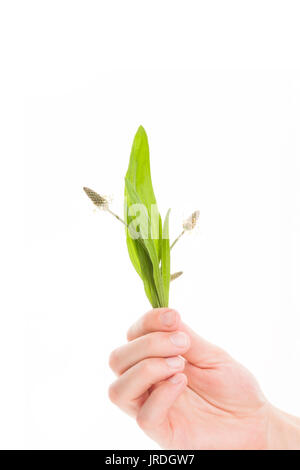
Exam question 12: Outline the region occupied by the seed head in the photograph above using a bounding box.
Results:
[183,210,200,231]
[83,187,109,210]
[170,271,183,281]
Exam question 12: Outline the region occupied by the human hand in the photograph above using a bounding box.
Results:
[108,308,300,450]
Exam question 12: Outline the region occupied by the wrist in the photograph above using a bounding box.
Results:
[267,405,300,450]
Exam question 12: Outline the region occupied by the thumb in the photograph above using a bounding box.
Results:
[179,321,229,366]
[136,373,187,442]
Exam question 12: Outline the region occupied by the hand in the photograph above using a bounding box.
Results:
[108,308,300,450]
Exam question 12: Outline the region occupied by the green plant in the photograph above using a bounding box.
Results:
[83,126,199,308]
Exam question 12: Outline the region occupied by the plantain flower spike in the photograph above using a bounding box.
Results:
[170,271,183,281]
[83,186,127,227]
[83,187,109,210]
[183,210,200,231]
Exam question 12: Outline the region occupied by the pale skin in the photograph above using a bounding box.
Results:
[109,308,300,450]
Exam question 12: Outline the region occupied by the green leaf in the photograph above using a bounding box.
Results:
[125,235,142,277]
[161,209,171,307]
[125,217,161,307]
[125,178,165,306]
[125,126,160,253]
[124,126,168,308]
[134,241,160,308]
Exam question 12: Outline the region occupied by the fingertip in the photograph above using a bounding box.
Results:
[126,308,181,342]
[136,371,187,433]
[168,372,187,385]
[159,308,180,329]
[169,331,190,351]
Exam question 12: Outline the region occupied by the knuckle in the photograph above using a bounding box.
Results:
[140,314,149,332]
[108,349,119,370]
[126,310,154,341]
[126,328,133,341]
[139,358,155,376]
[144,331,166,354]
[136,412,150,430]
[144,333,154,350]
[108,383,119,404]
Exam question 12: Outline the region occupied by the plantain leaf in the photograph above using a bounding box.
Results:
[125,126,160,254]
[125,216,160,307]
[161,209,171,306]
[124,126,172,308]
[125,178,166,306]
[134,241,160,308]
[125,197,159,305]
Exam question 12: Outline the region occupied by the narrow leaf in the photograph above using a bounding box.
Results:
[161,209,171,307]
[125,178,165,306]
[125,126,160,254]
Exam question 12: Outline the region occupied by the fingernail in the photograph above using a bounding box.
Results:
[165,356,185,369]
[169,373,186,384]
[170,332,189,348]
[160,310,176,326]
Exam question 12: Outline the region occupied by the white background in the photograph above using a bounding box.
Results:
[0,0,300,450]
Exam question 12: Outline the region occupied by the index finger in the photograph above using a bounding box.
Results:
[127,308,181,341]
[127,308,229,367]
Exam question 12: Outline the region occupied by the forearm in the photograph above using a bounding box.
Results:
[267,406,300,450]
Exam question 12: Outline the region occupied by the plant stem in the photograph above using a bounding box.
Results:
[107,208,127,227]
[104,207,140,241]
[170,229,185,250]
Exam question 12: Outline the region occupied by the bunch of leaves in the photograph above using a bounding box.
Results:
[124,126,170,308]
[83,126,199,309]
